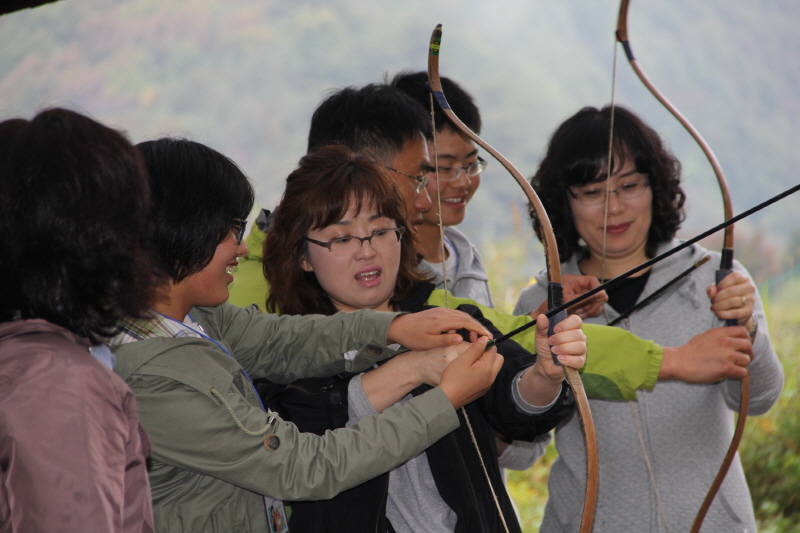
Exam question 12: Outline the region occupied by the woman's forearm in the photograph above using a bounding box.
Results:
[359,354,422,413]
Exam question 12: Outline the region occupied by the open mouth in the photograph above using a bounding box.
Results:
[355,267,382,287]
[355,269,380,281]
[442,197,466,205]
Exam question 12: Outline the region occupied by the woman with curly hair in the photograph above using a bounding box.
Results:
[0,108,160,532]
[515,105,783,533]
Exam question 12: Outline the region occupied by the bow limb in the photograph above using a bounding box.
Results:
[428,24,598,533]
[616,3,749,531]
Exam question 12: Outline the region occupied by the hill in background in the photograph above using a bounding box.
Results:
[2,0,798,279]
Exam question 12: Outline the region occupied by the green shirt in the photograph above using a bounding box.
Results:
[426,289,661,401]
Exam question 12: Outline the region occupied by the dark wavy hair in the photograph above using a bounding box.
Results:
[0,108,161,343]
[530,105,686,261]
[264,145,426,316]
[136,138,255,282]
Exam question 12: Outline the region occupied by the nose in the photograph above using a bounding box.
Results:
[607,190,624,214]
[355,239,378,259]
[416,186,432,213]
[237,239,248,257]
[450,168,471,189]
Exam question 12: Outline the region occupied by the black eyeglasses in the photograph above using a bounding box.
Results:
[384,166,430,194]
[305,227,405,257]
[231,220,247,244]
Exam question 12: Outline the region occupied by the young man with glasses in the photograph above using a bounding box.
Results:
[391,72,498,309]
[391,71,551,479]
[228,82,437,308]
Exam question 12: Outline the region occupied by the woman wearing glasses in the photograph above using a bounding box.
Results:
[260,144,588,533]
[514,105,783,533]
[107,137,509,532]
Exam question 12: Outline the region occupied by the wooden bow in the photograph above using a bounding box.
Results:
[428,24,599,533]
[615,2,750,531]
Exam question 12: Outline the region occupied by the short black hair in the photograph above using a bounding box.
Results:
[530,105,686,261]
[0,108,160,343]
[390,70,482,134]
[307,84,432,164]
[136,138,255,283]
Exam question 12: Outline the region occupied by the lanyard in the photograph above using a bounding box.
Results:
[156,311,267,412]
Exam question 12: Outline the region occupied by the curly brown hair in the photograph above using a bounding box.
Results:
[264,145,427,316]
[529,105,686,261]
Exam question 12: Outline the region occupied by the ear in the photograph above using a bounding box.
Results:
[300,255,314,272]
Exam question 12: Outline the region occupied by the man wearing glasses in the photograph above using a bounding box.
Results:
[307,83,436,228]
[391,72,493,308]
[228,82,442,309]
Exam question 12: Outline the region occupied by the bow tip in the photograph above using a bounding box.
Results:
[429,25,442,56]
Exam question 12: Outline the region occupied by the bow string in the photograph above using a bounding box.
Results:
[428,24,599,533]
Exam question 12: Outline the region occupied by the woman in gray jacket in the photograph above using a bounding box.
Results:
[515,105,782,533]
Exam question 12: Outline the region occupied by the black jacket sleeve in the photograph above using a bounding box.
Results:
[454,303,574,442]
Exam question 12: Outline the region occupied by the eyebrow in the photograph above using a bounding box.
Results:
[329,214,391,227]
[585,168,641,185]
[618,168,640,179]
[436,149,479,162]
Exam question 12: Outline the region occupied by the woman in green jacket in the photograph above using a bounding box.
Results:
[108,138,509,532]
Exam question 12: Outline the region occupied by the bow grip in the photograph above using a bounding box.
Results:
[548,282,568,365]
[716,248,738,327]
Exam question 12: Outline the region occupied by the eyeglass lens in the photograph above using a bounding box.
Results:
[572,180,649,205]
[328,228,404,256]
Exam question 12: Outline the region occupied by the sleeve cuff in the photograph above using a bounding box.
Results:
[346,373,379,426]
[511,369,561,414]
[643,344,663,390]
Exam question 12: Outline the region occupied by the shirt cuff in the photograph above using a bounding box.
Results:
[346,373,378,426]
[511,369,560,414]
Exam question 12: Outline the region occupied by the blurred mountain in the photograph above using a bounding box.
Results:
[2,0,797,275]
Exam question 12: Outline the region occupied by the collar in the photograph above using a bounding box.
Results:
[107,312,204,346]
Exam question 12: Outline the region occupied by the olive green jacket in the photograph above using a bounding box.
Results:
[111,304,459,532]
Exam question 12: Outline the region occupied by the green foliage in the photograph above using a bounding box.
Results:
[506,442,557,532]
[741,284,800,530]
[483,201,544,315]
